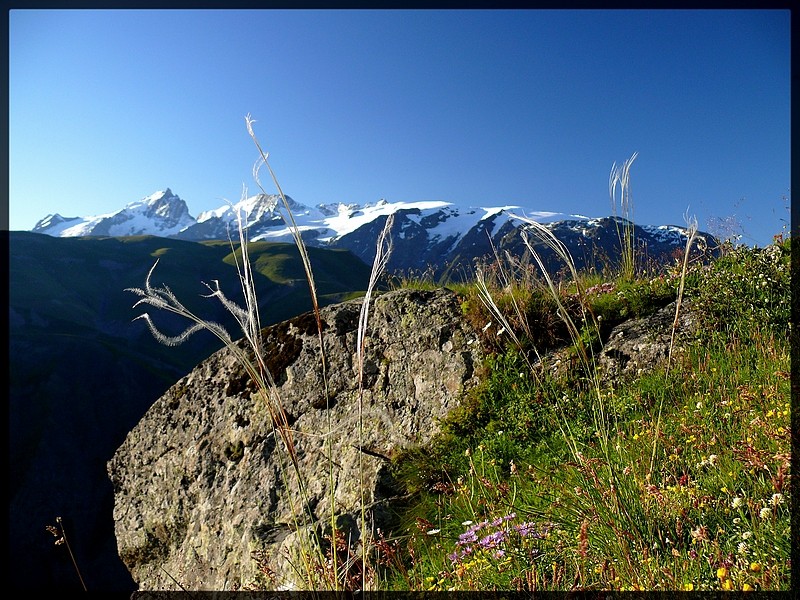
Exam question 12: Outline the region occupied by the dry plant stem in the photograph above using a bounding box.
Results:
[245,114,336,587]
[474,232,547,377]
[514,218,594,369]
[128,245,320,588]
[53,517,87,591]
[650,212,698,475]
[667,213,699,372]
[475,266,535,371]
[128,117,341,588]
[512,216,620,483]
[355,213,395,590]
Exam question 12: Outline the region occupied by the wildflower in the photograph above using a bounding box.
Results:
[514,521,539,537]
[759,507,772,519]
[738,542,749,555]
[427,528,441,535]
[741,531,752,540]
[750,562,762,573]
[717,567,728,579]
[742,583,754,591]
[458,531,477,545]
[770,493,784,506]
[731,497,743,509]
[682,583,694,591]
[721,578,733,591]
[479,530,506,549]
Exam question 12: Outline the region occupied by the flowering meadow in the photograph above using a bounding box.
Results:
[378,235,791,591]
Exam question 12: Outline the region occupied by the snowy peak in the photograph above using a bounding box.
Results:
[135,189,193,226]
[32,213,81,233]
[32,189,196,238]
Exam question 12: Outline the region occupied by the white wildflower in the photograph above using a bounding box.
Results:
[737,542,748,555]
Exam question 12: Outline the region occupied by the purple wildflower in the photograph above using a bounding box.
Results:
[458,530,477,545]
[479,530,507,549]
[490,513,517,528]
[514,521,540,537]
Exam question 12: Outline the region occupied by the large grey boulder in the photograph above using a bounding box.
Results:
[107,288,484,590]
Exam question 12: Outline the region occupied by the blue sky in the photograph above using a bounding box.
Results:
[9,9,790,247]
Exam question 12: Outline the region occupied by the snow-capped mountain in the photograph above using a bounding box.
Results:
[32,189,195,238]
[31,189,717,277]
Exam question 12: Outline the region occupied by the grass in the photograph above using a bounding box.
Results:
[116,120,790,592]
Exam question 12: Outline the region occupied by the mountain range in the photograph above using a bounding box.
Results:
[31,189,718,278]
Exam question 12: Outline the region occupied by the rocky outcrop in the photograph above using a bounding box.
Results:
[534,298,699,385]
[597,299,699,383]
[107,288,485,591]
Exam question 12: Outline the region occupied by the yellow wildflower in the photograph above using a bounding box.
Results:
[721,579,733,591]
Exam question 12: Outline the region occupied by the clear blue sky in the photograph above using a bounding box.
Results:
[9,9,790,247]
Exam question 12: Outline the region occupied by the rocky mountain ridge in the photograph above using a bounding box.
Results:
[31,189,717,277]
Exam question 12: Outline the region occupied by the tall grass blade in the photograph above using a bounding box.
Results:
[355,212,394,590]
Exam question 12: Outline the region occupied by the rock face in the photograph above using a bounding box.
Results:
[597,299,698,382]
[535,298,699,385]
[107,288,484,590]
